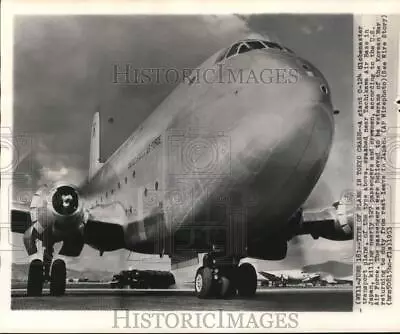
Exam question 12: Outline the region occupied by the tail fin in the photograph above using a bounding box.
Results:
[88,112,104,180]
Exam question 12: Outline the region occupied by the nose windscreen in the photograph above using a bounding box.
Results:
[52,186,79,215]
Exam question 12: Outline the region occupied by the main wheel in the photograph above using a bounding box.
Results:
[218,275,237,298]
[27,259,44,296]
[194,267,214,299]
[237,263,257,297]
[50,259,66,296]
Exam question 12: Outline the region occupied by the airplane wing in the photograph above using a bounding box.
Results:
[10,199,126,255]
[334,275,353,284]
[80,217,126,255]
[258,271,282,281]
[10,202,32,234]
[9,191,201,267]
[302,273,320,283]
[294,194,354,241]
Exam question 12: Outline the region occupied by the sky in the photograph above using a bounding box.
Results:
[12,14,354,272]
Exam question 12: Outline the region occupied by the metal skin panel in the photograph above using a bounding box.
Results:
[78,43,335,259]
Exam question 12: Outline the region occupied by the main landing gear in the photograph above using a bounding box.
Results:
[27,246,66,297]
[194,252,257,299]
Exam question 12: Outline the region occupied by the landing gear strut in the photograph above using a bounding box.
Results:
[43,246,53,282]
[27,246,66,297]
[194,252,257,299]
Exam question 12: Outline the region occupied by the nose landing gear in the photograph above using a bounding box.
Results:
[236,262,257,297]
[194,252,257,299]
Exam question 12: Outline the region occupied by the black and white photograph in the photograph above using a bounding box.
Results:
[9,13,355,312]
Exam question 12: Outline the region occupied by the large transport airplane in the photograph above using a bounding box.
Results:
[11,38,354,299]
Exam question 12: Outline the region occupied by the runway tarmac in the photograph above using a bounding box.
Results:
[11,287,352,311]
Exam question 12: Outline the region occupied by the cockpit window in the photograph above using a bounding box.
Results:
[238,43,251,54]
[215,39,291,63]
[246,40,265,50]
[262,41,283,50]
[226,43,240,58]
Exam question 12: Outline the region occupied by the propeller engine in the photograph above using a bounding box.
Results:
[24,183,85,254]
[301,192,354,241]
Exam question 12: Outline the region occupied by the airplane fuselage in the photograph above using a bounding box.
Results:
[80,41,335,260]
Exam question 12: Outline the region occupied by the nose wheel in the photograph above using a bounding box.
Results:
[194,252,257,299]
[236,262,257,297]
[194,267,214,298]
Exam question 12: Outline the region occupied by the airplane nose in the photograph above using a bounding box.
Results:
[230,97,333,180]
[261,100,334,217]
[295,102,335,175]
[226,94,334,231]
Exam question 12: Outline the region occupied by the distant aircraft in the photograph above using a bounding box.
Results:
[260,269,353,287]
[320,273,353,285]
[11,38,354,299]
[259,270,321,287]
[331,276,353,285]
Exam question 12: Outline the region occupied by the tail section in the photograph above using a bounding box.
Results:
[89,112,104,180]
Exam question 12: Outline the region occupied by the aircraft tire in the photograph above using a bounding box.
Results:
[237,263,257,297]
[195,267,214,298]
[202,254,212,267]
[50,259,66,296]
[217,275,237,299]
[27,259,44,297]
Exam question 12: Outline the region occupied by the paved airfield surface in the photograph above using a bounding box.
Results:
[11,287,352,311]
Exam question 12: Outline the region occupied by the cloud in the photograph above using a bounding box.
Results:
[245,31,271,41]
[13,15,256,189]
[37,165,85,186]
[202,15,248,34]
[301,23,324,35]
[301,26,313,35]
[40,166,68,181]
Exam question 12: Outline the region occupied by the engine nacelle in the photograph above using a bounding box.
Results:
[301,195,354,241]
[29,183,84,239]
[327,198,354,240]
